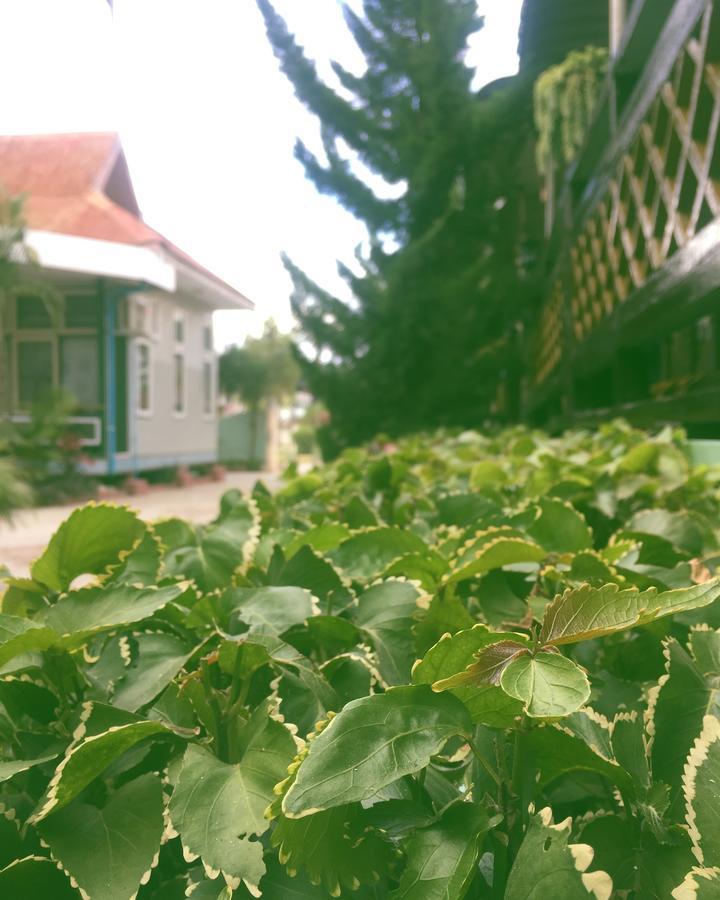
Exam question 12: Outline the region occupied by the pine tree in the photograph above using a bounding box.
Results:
[258,0,536,451]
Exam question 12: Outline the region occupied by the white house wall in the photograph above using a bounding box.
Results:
[128,292,217,467]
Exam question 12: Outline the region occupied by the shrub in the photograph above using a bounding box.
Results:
[0,421,719,897]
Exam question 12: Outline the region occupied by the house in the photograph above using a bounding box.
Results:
[0,132,253,475]
[521,0,720,433]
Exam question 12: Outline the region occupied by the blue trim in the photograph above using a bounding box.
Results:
[102,284,117,475]
[80,449,218,477]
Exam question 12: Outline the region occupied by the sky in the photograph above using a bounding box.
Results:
[0,0,523,349]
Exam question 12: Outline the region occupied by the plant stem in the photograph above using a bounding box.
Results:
[468,736,502,787]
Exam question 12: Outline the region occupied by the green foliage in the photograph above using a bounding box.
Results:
[257,1,538,448]
[1,421,720,897]
[534,46,609,177]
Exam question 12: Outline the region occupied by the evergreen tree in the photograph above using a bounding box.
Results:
[258,0,537,450]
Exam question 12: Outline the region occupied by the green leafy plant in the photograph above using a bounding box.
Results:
[1,420,720,897]
[534,46,609,177]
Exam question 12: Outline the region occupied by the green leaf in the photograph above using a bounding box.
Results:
[505,807,613,900]
[106,530,162,586]
[689,627,720,675]
[329,527,428,581]
[413,592,474,656]
[110,632,195,711]
[390,802,498,900]
[31,503,145,592]
[169,706,296,890]
[539,580,720,646]
[39,773,164,900]
[414,626,525,727]
[0,754,58,783]
[228,585,317,635]
[628,509,713,556]
[41,582,189,641]
[0,614,59,667]
[611,711,651,790]
[446,528,545,584]
[352,579,421,685]
[500,651,591,718]
[672,867,720,899]
[526,497,593,553]
[650,640,720,805]
[683,715,720,867]
[34,709,171,821]
[431,639,529,691]
[161,499,259,591]
[282,685,472,817]
[275,544,345,602]
[520,726,632,795]
[271,804,395,895]
[576,815,636,893]
[0,857,79,899]
[285,524,351,556]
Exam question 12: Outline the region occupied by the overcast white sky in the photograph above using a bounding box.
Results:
[0,0,523,348]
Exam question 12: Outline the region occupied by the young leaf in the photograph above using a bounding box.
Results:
[282,685,472,817]
[500,652,591,718]
[415,626,526,727]
[31,503,145,592]
[39,773,164,900]
[390,802,499,900]
[352,579,422,685]
[539,580,720,646]
[431,640,529,691]
[505,807,612,900]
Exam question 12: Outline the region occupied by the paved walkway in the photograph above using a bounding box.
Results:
[0,471,279,579]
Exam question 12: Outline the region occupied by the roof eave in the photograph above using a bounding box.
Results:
[170,255,254,311]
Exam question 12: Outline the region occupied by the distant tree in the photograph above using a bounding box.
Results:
[219,322,300,461]
[257,0,537,451]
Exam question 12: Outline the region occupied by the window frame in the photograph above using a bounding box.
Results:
[136,337,153,417]
[172,349,187,418]
[10,291,100,413]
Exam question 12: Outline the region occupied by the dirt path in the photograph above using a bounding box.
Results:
[0,471,279,578]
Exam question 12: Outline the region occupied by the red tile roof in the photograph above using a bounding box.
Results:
[0,132,250,304]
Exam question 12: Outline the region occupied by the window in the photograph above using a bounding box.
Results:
[16,295,52,329]
[17,340,54,406]
[203,361,214,416]
[61,336,100,409]
[203,324,213,352]
[173,313,185,344]
[65,295,98,329]
[137,341,152,414]
[173,351,185,415]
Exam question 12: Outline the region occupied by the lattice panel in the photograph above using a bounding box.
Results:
[535,0,720,381]
[535,279,564,384]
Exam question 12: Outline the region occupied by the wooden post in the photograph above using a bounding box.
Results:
[609,0,628,57]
